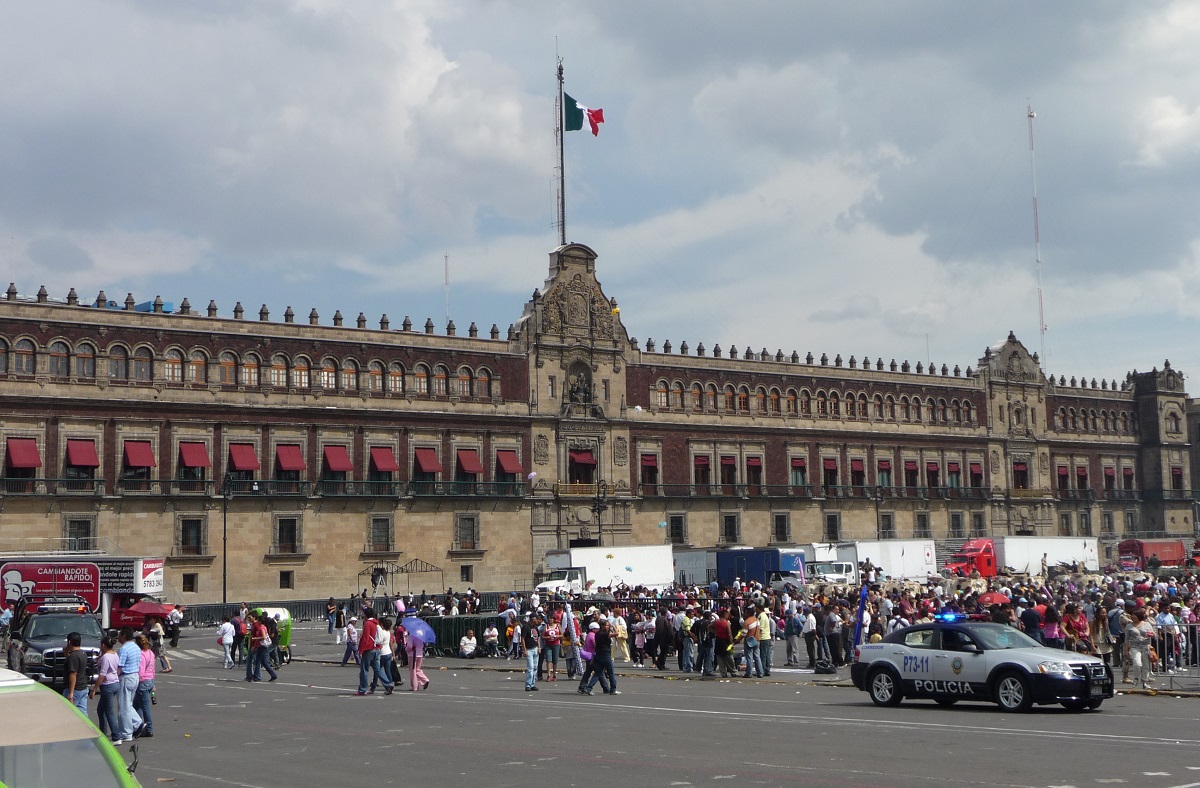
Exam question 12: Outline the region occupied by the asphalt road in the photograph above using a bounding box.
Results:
[122,642,1200,788]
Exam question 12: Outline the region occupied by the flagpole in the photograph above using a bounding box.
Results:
[556,56,567,246]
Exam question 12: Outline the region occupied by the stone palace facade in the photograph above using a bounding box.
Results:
[0,243,1193,602]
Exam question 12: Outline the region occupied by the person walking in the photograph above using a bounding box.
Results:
[371,618,396,695]
[326,597,337,637]
[1125,608,1156,688]
[249,612,279,683]
[740,608,763,678]
[802,606,818,669]
[231,611,247,666]
[133,635,156,739]
[115,629,143,744]
[334,604,348,645]
[90,637,121,742]
[63,631,89,714]
[217,615,235,669]
[712,608,737,679]
[166,605,184,648]
[522,613,542,691]
[148,617,173,673]
[341,617,360,666]
[407,626,430,692]
[586,619,619,695]
[356,608,381,695]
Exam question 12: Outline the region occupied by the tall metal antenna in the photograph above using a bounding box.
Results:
[443,253,450,326]
[556,51,567,245]
[1027,103,1047,365]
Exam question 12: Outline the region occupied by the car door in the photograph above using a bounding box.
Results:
[895,627,935,695]
[932,627,986,698]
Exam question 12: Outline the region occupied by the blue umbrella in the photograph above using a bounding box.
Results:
[400,615,436,645]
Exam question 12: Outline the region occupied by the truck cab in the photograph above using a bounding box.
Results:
[768,571,805,595]
[4,596,102,685]
[809,562,857,585]
[944,539,996,578]
[535,567,588,595]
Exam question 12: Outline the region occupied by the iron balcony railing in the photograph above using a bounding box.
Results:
[643,483,816,499]
[410,480,526,497]
[1102,489,1138,501]
[0,478,104,495]
[314,479,406,497]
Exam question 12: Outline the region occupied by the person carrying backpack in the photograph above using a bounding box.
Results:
[231,613,247,665]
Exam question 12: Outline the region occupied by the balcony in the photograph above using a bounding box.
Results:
[1007,487,1050,499]
[171,479,214,496]
[556,482,599,497]
[1141,489,1194,502]
[937,486,991,501]
[315,479,406,497]
[1056,489,1096,503]
[411,480,526,498]
[1102,489,1138,502]
[117,479,164,495]
[825,485,874,499]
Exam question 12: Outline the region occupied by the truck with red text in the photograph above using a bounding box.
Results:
[0,555,166,629]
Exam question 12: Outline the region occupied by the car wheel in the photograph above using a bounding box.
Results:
[934,698,958,707]
[1086,698,1103,710]
[994,671,1033,712]
[868,667,903,707]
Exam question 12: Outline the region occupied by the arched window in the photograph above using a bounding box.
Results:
[690,383,703,411]
[1056,408,1066,431]
[218,352,237,385]
[754,387,766,412]
[1119,413,1129,433]
[432,365,448,395]
[952,400,962,423]
[414,364,429,395]
[268,354,288,387]
[457,367,472,397]
[291,357,309,389]
[163,349,184,382]
[132,348,153,381]
[723,385,736,411]
[187,351,207,383]
[0,339,7,373]
[388,363,405,394]
[672,382,686,409]
[49,341,70,377]
[13,339,36,375]
[937,398,947,422]
[786,389,797,415]
[240,353,259,387]
[857,394,868,419]
[925,398,936,422]
[107,346,128,380]
[1090,410,1100,432]
[320,359,337,389]
[874,395,884,419]
[769,388,780,414]
[341,359,360,391]
[1101,411,1111,432]
[737,386,750,412]
[800,390,812,416]
[73,342,95,379]
[963,402,973,423]
[655,380,669,408]
[886,396,896,420]
[705,384,718,411]
[368,362,385,392]
[473,369,490,398]
[1069,408,1078,430]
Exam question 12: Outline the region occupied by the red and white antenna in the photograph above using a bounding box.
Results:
[1027,103,1047,365]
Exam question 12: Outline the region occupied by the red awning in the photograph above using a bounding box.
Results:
[1103,467,1115,477]
[369,446,400,473]
[694,456,710,467]
[178,442,211,468]
[323,445,353,473]
[640,454,658,468]
[790,457,806,468]
[6,437,41,469]
[275,444,306,471]
[877,460,891,471]
[947,462,960,473]
[569,449,596,466]
[1013,462,1028,472]
[1076,466,1088,476]
[1123,468,1134,476]
[456,449,484,474]
[495,450,523,475]
[850,459,864,472]
[904,460,918,471]
[123,440,156,468]
[228,443,260,472]
[969,462,983,474]
[720,456,737,466]
[414,447,443,473]
[1172,467,1184,476]
[66,439,100,468]
[1057,465,1068,475]
[823,459,837,470]
[926,462,939,472]
[746,457,762,467]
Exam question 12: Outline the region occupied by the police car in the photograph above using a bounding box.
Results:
[850,616,1114,712]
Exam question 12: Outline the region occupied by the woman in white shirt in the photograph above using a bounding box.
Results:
[217,615,236,669]
[373,618,397,695]
[460,629,478,659]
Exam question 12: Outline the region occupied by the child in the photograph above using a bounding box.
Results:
[341,617,360,666]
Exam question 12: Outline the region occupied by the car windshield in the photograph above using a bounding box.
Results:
[0,738,127,787]
[28,616,103,640]
[544,571,571,581]
[967,624,1041,650]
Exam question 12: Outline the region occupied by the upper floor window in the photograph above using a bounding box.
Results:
[163,349,184,382]
[319,359,337,390]
[432,365,448,396]
[414,365,429,395]
[655,381,669,408]
[388,363,405,394]
[785,390,797,414]
[218,352,237,384]
[474,370,490,398]
[48,341,70,377]
[187,351,207,383]
[737,387,749,412]
[132,348,153,381]
[291,357,309,389]
[73,343,95,379]
[240,354,259,387]
[706,385,718,411]
[367,362,384,392]
[0,339,7,373]
[1167,412,1182,434]
[341,360,359,391]
[107,346,128,380]
[800,391,811,416]
[457,367,472,397]
[13,339,35,375]
[269,354,288,387]
[690,383,703,411]
[723,386,735,411]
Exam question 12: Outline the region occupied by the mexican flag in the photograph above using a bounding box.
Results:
[564,93,604,136]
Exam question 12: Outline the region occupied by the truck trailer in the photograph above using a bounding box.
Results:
[536,545,674,595]
[943,537,1098,578]
[715,547,806,589]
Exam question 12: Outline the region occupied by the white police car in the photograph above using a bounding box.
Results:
[850,616,1114,712]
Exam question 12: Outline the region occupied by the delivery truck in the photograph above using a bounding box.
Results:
[0,554,166,628]
[943,537,1098,578]
[834,539,938,581]
[715,547,806,589]
[536,545,674,595]
[1116,538,1197,571]
[672,547,718,586]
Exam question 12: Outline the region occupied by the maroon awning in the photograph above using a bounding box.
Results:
[877,460,891,471]
[457,449,484,474]
[414,447,443,473]
[66,439,100,468]
[693,455,710,467]
[1012,462,1028,472]
[640,454,658,468]
[1076,466,1088,476]
[369,446,400,473]
[228,443,260,472]
[323,445,353,473]
[904,460,918,471]
[850,459,864,472]
[1123,468,1134,476]
[720,456,737,466]
[947,462,960,473]
[496,450,523,475]
[1103,467,1115,477]
[823,459,837,470]
[123,440,156,468]
[6,437,41,469]
[746,457,762,468]
[926,462,939,472]
[569,449,596,466]
[1057,465,1068,475]
[1172,466,1184,476]
[969,462,983,474]
[276,444,306,471]
[790,457,806,468]
[179,442,211,468]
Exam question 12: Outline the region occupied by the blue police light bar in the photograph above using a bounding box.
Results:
[935,612,967,622]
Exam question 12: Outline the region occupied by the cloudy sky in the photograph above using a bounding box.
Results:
[2,1,1199,383]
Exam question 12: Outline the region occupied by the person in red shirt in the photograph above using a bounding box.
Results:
[712,608,736,678]
[247,613,278,683]
[356,608,383,695]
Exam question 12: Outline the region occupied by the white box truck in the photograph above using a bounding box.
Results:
[945,536,1099,577]
[837,539,938,581]
[537,545,675,595]
[672,547,717,586]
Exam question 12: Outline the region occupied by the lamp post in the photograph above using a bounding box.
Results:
[222,471,234,607]
[593,480,608,546]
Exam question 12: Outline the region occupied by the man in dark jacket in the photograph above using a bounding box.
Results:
[653,608,673,670]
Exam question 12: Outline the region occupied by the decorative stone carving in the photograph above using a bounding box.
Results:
[1040,452,1049,475]
[534,434,550,466]
[990,450,1000,474]
[613,437,628,466]
[540,274,615,339]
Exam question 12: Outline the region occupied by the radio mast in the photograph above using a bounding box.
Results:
[1027,103,1047,366]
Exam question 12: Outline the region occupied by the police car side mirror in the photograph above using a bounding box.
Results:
[961,643,980,654]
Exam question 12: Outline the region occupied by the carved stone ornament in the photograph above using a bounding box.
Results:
[613,437,628,466]
[1040,452,1049,474]
[540,274,614,339]
[990,450,1000,474]
[534,434,550,466]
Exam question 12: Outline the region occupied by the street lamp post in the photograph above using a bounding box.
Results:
[222,471,234,607]
[593,480,608,546]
